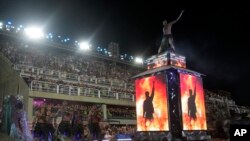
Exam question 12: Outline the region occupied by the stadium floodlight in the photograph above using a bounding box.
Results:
[24,26,44,39]
[79,42,91,50]
[135,57,143,64]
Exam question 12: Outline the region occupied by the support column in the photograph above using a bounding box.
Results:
[57,85,59,94]
[98,90,101,98]
[166,69,182,138]
[28,97,33,122]
[102,104,107,120]
[116,93,119,100]
[78,87,80,96]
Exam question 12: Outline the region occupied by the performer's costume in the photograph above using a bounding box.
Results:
[158,34,175,53]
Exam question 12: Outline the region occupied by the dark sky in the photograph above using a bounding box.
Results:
[0,1,249,106]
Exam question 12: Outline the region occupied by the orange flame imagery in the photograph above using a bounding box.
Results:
[170,60,186,68]
[135,74,169,131]
[180,73,207,130]
[147,60,168,70]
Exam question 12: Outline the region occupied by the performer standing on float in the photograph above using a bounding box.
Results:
[10,95,33,141]
[158,10,184,54]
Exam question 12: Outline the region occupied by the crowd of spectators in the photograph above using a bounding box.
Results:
[32,99,136,140]
[33,99,136,120]
[107,106,136,119]
[0,41,142,95]
[0,41,142,79]
[204,90,235,139]
[100,124,136,140]
[205,90,231,121]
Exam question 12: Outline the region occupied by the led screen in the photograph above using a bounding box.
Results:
[145,53,168,70]
[170,53,186,68]
[135,74,169,131]
[180,73,207,130]
[147,59,168,70]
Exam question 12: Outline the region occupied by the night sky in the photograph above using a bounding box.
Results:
[0,1,249,106]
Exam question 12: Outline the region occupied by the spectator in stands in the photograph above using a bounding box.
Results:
[72,110,84,140]
[104,130,112,140]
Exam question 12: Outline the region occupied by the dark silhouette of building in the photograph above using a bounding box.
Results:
[108,42,120,59]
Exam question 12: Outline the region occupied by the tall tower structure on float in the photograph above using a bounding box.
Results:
[132,11,211,140]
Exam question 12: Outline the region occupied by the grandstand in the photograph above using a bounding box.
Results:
[1,20,250,140]
[0,20,145,140]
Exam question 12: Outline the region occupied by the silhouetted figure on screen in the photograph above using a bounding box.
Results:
[188,82,197,121]
[158,10,184,54]
[143,81,155,124]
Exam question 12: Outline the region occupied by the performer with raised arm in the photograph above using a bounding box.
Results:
[158,10,184,54]
[188,81,197,122]
[143,81,155,127]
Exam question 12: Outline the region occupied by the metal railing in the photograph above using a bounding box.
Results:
[118,92,134,101]
[30,80,135,101]
[15,64,135,90]
[31,81,57,93]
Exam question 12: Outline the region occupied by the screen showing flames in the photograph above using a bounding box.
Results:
[180,73,207,130]
[135,74,169,131]
[170,53,186,68]
[147,60,168,70]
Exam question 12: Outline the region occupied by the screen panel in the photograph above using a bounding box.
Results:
[179,73,207,130]
[145,53,168,70]
[170,53,186,68]
[135,74,169,131]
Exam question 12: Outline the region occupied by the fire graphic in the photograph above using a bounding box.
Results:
[147,60,168,70]
[135,74,169,131]
[170,61,186,68]
[179,73,207,130]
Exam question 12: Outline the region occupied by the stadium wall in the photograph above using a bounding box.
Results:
[0,52,29,111]
[29,91,135,106]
